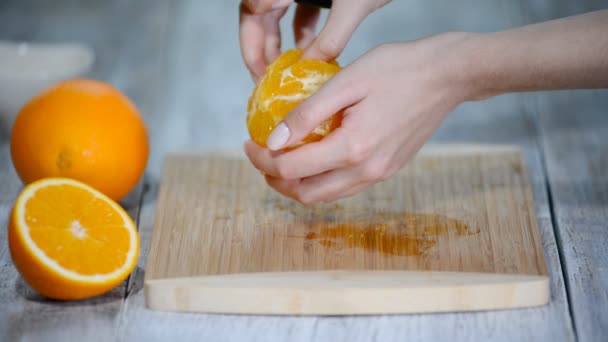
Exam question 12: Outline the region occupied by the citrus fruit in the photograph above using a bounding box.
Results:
[8,177,140,300]
[247,48,342,148]
[10,79,149,201]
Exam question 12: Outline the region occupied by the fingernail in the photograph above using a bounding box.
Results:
[267,122,290,150]
[272,0,290,10]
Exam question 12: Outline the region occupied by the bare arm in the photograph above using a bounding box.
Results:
[467,10,608,100]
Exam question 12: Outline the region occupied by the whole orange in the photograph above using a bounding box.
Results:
[10,79,148,201]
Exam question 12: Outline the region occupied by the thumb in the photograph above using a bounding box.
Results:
[265,70,363,150]
[301,0,372,61]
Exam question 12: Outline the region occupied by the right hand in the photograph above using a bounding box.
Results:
[244,33,476,204]
[239,0,392,82]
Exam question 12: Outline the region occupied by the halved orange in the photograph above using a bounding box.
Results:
[8,177,139,300]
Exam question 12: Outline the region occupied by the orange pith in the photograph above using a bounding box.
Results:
[8,178,139,300]
[247,49,342,148]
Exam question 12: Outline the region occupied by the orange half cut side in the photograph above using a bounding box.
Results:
[8,177,140,300]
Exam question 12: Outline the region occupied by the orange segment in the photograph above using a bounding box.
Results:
[8,178,139,300]
[247,48,343,148]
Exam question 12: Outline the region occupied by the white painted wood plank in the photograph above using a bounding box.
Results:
[536,89,608,342]
[116,0,576,340]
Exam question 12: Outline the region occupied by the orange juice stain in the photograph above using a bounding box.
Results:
[294,213,476,257]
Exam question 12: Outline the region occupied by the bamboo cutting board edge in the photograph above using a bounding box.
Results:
[144,270,549,315]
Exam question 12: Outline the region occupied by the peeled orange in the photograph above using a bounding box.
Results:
[247,49,342,148]
[8,177,139,300]
[10,79,148,201]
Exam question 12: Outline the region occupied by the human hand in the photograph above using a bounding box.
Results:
[239,0,391,82]
[244,33,478,204]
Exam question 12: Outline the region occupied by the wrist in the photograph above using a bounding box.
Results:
[418,32,497,105]
[447,32,502,102]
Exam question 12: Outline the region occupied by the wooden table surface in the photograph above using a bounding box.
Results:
[0,0,606,341]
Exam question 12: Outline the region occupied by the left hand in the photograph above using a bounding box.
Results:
[239,0,390,82]
[244,33,478,204]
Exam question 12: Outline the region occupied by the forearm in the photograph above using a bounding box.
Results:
[463,10,608,100]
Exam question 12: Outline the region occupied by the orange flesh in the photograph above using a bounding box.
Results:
[247,49,342,147]
[24,183,130,275]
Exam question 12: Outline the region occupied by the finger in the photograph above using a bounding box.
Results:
[267,167,363,204]
[274,131,353,179]
[262,7,288,65]
[239,4,267,80]
[301,0,372,61]
[293,3,320,49]
[323,182,369,202]
[266,67,366,150]
[297,168,361,204]
[244,140,279,176]
[247,129,351,179]
[243,0,293,14]
[264,175,301,200]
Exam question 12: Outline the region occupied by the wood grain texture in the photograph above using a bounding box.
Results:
[149,146,548,277]
[535,89,608,342]
[144,146,549,314]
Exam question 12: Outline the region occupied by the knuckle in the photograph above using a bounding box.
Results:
[361,161,386,182]
[298,193,318,207]
[274,159,294,179]
[317,36,342,59]
[245,54,265,73]
[292,188,313,206]
[298,196,315,206]
[345,141,370,166]
[289,108,315,130]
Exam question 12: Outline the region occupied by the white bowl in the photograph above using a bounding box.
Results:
[0,41,94,135]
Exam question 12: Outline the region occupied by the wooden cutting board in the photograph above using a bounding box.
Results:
[144,145,549,315]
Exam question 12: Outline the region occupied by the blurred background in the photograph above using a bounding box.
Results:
[0,0,605,180]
